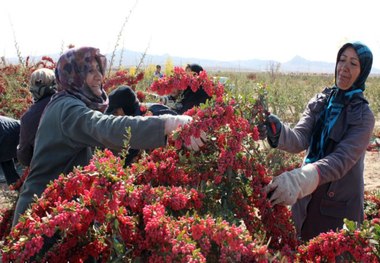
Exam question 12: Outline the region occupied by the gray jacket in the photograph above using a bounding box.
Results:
[13,95,167,225]
[278,88,375,240]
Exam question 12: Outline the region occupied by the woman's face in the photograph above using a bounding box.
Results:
[185,65,194,75]
[113,108,125,116]
[85,60,103,97]
[336,47,361,90]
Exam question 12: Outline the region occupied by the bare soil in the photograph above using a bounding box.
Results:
[364,151,380,193]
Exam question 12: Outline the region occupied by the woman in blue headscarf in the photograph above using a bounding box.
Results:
[263,42,375,241]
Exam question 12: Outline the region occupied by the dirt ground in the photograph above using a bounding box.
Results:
[363,150,380,192]
[364,121,380,193]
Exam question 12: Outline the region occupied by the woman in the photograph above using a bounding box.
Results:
[264,42,375,241]
[17,68,58,166]
[177,63,211,114]
[161,63,212,114]
[12,47,198,226]
[105,85,142,116]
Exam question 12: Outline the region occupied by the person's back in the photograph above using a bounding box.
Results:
[17,68,57,166]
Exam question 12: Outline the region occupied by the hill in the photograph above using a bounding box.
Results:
[4,49,380,75]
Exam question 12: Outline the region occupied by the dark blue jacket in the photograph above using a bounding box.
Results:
[0,116,20,162]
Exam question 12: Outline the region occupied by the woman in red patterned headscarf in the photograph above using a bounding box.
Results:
[12,47,199,226]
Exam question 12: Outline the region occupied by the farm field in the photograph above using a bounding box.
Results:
[1,59,380,262]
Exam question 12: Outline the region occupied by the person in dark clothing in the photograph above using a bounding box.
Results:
[17,68,57,166]
[160,63,212,115]
[148,103,178,116]
[106,85,178,166]
[105,85,141,116]
[177,63,212,114]
[106,85,143,166]
[264,42,374,241]
[0,116,21,185]
[106,85,177,117]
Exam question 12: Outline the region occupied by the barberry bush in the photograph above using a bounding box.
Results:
[0,62,379,262]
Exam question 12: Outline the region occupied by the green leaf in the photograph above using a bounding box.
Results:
[343,219,357,232]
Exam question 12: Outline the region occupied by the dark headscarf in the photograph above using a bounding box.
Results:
[334,42,373,91]
[105,86,141,116]
[306,42,373,164]
[53,47,108,112]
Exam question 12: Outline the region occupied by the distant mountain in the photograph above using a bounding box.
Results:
[5,49,380,75]
[114,49,380,74]
[114,49,274,72]
[281,55,335,73]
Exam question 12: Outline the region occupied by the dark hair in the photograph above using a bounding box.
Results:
[186,63,203,74]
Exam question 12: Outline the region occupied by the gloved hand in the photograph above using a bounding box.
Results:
[257,124,267,140]
[160,96,176,108]
[162,115,192,135]
[185,130,207,151]
[264,164,319,206]
[265,114,282,148]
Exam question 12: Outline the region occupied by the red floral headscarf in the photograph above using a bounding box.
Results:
[54,47,109,112]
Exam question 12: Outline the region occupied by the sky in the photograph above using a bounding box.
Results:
[2,0,380,69]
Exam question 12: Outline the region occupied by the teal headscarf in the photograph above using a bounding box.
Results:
[306,42,373,164]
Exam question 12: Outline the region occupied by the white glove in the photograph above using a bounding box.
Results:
[162,115,192,135]
[264,164,319,206]
[185,130,207,151]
